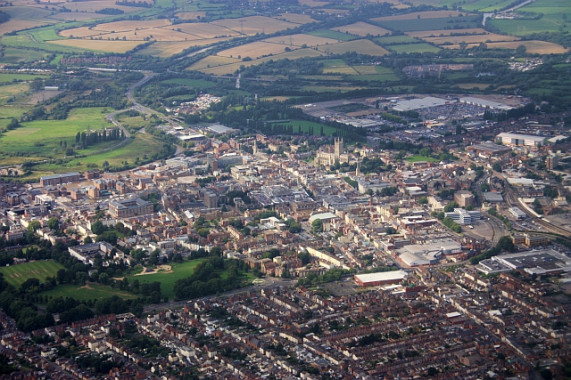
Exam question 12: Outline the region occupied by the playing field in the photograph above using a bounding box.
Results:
[0,260,65,288]
[126,259,207,299]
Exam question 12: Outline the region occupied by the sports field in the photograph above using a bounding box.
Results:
[0,260,65,288]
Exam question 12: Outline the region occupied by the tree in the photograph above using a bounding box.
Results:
[27,220,41,234]
[311,219,323,233]
[47,217,59,231]
[492,162,502,172]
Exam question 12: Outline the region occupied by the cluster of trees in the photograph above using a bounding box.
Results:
[297,268,352,287]
[75,128,124,149]
[173,257,249,300]
[470,236,515,264]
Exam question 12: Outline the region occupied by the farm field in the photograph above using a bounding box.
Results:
[218,41,300,60]
[316,39,389,56]
[0,73,48,84]
[211,16,297,35]
[489,0,571,36]
[387,43,441,53]
[41,283,137,302]
[374,15,482,32]
[135,39,226,57]
[407,28,490,38]
[275,13,315,24]
[332,22,391,37]
[422,33,520,45]
[308,29,356,41]
[263,34,339,48]
[442,40,568,54]
[175,11,207,21]
[376,35,420,44]
[0,260,65,288]
[48,39,145,53]
[372,10,469,21]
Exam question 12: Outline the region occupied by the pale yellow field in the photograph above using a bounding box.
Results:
[332,22,391,37]
[57,0,140,13]
[263,34,339,47]
[275,13,315,24]
[0,19,53,35]
[218,41,298,59]
[92,19,171,32]
[373,10,470,21]
[486,41,568,54]
[47,39,145,53]
[298,0,329,7]
[317,39,389,56]
[407,28,490,38]
[442,40,567,54]
[49,12,111,21]
[211,16,296,35]
[106,28,191,42]
[175,11,206,20]
[424,33,519,45]
[188,55,242,71]
[353,66,379,75]
[162,23,238,39]
[60,27,109,39]
[323,66,359,75]
[137,40,223,57]
[191,48,324,75]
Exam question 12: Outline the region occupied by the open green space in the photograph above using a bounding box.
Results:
[377,16,481,32]
[375,35,420,45]
[387,43,441,53]
[41,283,137,302]
[125,259,207,299]
[308,29,355,41]
[489,0,571,36]
[160,78,217,89]
[405,155,439,163]
[0,107,111,160]
[459,0,518,12]
[0,260,65,288]
[0,73,49,84]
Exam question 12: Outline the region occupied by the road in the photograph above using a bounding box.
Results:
[482,0,535,25]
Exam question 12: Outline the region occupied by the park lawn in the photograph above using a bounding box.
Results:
[405,155,439,163]
[0,107,111,157]
[41,283,137,302]
[126,259,207,299]
[0,260,65,288]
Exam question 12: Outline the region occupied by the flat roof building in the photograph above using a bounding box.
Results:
[354,270,408,287]
[40,172,80,187]
[496,132,545,147]
[109,197,153,218]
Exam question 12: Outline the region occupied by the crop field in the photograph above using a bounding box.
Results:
[0,47,50,64]
[298,0,330,7]
[41,283,136,302]
[376,35,419,44]
[275,13,315,24]
[387,43,441,53]
[0,260,65,288]
[263,34,339,48]
[349,66,400,82]
[93,19,171,32]
[373,10,468,21]
[458,0,522,12]
[316,39,389,56]
[0,73,47,84]
[488,0,571,35]
[0,83,29,104]
[376,15,482,32]
[163,22,238,39]
[211,16,297,35]
[407,28,490,38]
[218,41,300,60]
[188,55,241,71]
[442,40,567,54]
[308,29,356,41]
[48,39,144,53]
[0,6,55,35]
[422,33,520,45]
[332,22,391,37]
[175,11,207,20]
[135,40,205,57]
[126,259,207,299]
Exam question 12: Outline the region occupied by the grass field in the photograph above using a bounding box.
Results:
[407,28,490,38]
[405,155,439,163]
[48,39,145,54]
[41,283,137,302]
[0,73,48,84]
[275,13,315,24]
[0,107,110,160]
[211,16,296,35]
[218,41,299,60]
[489,0,571,36]
[387,43,441,53]
[308,29,356,41]
[423,33,519,45]
[263,34,339,48]
[443,40,567,54]
[376,35,420,45]
[0,260,65,288]
[376,15,482,32]
[317,39,389,56]
[271,119,344,136]
[126,259,206,299]
[373,10,468,21]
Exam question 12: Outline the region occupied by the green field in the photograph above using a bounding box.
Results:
[405,155,439,163]
[270,119,341,136]
[0,73,49,84]
[41,283,137,302]
[308,29,355,41]
[377,16,482,32]
[126,259,207,299]
[387,43,441,53]
[160,78,217,89]
[0,107,111,161]
[0,260,65,288]
[489,0,571,35]
[375,35,420,45]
